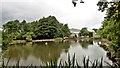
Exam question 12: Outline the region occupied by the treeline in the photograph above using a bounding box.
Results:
[2,16,71,44]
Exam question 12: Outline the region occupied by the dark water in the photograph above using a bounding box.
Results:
[2,40,112,66]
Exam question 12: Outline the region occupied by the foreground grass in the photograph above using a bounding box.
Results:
[1,54,120,68]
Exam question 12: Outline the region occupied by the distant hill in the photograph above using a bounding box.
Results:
[70,28,80,32]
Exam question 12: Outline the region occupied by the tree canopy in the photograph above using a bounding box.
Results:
[79,27,93,37]
[2,16,71,44]
[97,1,120,52]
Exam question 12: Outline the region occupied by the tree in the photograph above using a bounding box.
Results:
[62,24,71,37]
[33,16,60,39]
[97,1,120,52]
[79,27,89,37]
[2,16,71,44]
[20,20,26,32]
[2,20,21,44]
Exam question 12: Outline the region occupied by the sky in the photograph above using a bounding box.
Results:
[1,0,107,30]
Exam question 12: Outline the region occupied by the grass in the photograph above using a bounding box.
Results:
[1,54,120,68]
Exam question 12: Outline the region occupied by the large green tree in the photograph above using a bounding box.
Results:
[2,20,21,44]
[62,24,71,37]
[97,1,120,52]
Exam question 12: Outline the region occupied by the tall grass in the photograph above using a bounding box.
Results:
[2,54,119,68]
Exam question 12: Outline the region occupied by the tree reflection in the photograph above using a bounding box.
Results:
[3,41,71,64]
[79,40,93,48]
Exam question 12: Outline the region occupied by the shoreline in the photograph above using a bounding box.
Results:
[9,38,63,45]
[5,37,112,46]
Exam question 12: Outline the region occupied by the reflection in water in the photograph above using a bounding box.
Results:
[58,40,112,66]
[3,40,112,66]
[79,40,93,48]
[3,42,71,66]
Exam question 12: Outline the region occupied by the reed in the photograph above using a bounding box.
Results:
[2,54,119,68]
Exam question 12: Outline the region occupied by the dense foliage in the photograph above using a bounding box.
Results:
[0,30,1,44]
[97,1,120,52]
[2,16,71,44]
[79,27,93,37]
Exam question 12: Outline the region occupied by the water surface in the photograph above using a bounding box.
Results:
[3,40,112,66]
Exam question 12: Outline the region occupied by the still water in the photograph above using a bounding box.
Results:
[3,40,112,66]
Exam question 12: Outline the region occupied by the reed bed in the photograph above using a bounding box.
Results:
[1,54,119,68]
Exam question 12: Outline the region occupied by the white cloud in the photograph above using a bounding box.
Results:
[1,0,105,29]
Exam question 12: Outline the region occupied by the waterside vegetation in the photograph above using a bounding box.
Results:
[2,16,71,45]
[97,1,120,65]
[2,54,117,67]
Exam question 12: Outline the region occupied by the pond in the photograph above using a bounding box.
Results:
[2,40,112,66]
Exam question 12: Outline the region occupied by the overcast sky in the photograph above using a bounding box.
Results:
[1,0,106,30]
